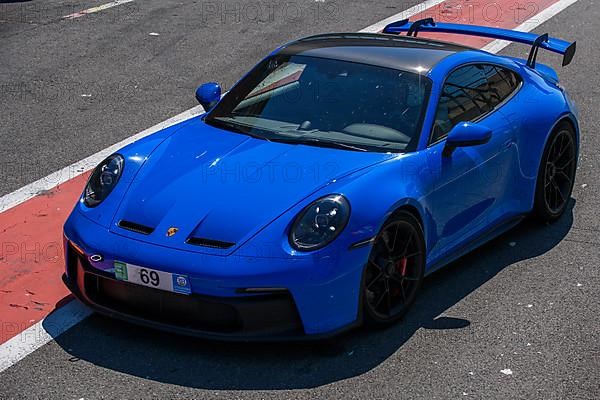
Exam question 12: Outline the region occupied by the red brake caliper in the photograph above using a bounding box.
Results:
[396,257,408,276]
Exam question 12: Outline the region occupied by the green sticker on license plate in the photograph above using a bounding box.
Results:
[114,261,128,280]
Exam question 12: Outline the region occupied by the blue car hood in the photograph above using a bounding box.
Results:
[110,119,392,254]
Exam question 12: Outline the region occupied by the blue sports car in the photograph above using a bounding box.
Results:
[63,19,579,340]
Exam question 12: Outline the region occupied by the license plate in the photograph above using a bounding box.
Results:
[113,261,191,295]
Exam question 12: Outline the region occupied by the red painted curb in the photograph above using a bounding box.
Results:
[409,0,560,48]
[0,174,89,344]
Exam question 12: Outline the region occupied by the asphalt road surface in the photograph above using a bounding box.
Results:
[1,0,599,399]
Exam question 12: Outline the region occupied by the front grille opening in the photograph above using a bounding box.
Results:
[85,274,243,332]
[74,258,304,336]
[118,220,155,235]
[66,243,80,279]
[186,237,235,249]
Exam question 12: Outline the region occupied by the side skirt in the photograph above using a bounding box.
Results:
[425,215,525,276]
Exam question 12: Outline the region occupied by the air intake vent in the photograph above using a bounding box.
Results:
[186,237,235,249]
[118,220,155,235]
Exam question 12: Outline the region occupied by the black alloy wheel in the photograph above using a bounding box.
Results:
[363,211,425,325]
[534,122,577,221]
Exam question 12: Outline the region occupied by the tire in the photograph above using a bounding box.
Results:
[533,122,577,222]
[363,210,426,326]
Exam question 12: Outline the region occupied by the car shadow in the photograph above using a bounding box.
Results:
[48,201,574,390]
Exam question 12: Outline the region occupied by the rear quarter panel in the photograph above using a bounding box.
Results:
[423,51,578,213]
[505,61,579,210]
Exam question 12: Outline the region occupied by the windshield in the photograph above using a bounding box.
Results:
[205,54,431,152]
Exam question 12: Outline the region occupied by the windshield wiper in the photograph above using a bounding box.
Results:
[207,118,369,151]
[271,136,368,152]
[204,118,270,141]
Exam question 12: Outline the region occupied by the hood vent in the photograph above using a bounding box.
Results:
[186,237,235,249]
[118,220,155,235]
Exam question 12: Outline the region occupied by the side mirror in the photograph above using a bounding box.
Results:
[195,82,221,111]
[443,121,492,157]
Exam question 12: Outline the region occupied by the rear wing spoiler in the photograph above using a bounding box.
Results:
[382,18,576,68]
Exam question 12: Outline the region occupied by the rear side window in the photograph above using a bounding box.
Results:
[483,65,521,106]
[431,64,521,143]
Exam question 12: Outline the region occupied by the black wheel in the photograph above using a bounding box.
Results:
[363,211,425,325]
[533,122,577,222]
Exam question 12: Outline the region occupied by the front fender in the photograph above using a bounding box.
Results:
[74,118,198,228]
[235,151,431,261]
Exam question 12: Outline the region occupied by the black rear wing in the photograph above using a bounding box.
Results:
[383,18,576,68]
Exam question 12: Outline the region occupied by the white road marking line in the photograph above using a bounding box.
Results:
[359,0,447,33]
[0,300,91,374]
[0,105,204,213]
[62,0,134,20]
[481,0,580,54]
[0,0,578,372]
[0,0,445,214]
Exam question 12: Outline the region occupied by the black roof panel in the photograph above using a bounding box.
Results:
[278,33,471,73]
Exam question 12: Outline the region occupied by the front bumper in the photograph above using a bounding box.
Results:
[63,251,312,340]
[63,210,369,339]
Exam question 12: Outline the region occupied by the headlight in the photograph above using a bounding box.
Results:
[83,154,124,207]
[289,194,350,251]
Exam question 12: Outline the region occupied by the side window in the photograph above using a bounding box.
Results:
[430,64,520,144]
[484,65,521,107]
[431,65,492,143]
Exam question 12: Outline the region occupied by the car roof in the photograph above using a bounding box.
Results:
[277,32,473,74]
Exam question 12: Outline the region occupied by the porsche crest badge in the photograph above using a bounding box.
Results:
[166,227,179,237]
